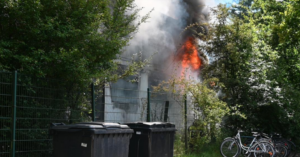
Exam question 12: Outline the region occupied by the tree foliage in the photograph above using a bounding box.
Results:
[153,75,236,150]
[0,0,150,87]
[198,0,300,143]
[0,0,152,130]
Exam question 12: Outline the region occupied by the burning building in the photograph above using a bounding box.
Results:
[100,0,209,130]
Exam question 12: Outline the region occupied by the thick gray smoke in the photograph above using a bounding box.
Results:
[182,0,209,39]
[122,0,209,85]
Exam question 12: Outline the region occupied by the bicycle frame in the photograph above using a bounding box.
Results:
[236,132,256,153]
[234,131,269,154]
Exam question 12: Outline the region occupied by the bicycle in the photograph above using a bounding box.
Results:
[257,132,288,157]
[269,133,296,157]
[220,130,276,157]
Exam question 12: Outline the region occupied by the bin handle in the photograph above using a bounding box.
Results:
[51,123,65,126]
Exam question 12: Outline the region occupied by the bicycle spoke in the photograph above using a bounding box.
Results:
[220,139,240,157]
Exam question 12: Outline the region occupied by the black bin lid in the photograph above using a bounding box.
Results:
[50,122,133,134]
[77,122,130,129]
[125,122,175,129]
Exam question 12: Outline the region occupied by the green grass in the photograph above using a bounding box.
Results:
[178,154,199,157]
[196,143,222,157]
[177,151,222,157]
[174,133,223,157]
[179,144,222,157]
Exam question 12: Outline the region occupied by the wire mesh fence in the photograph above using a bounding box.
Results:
[93,84,186,131]
[0,72,91,157]
[0,71,187,157]
[0,72,13,157]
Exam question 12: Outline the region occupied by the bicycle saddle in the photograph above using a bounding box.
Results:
[252,132,259,136]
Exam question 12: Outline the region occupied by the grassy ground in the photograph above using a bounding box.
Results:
[180,144,221,157]
[174,134,222,157]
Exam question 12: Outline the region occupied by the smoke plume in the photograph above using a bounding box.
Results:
[182,0,209,39]
[122,0,209,84]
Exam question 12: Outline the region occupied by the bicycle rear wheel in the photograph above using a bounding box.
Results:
[220,139,240,157]
[254,142,275,157]
[274,144,287,157]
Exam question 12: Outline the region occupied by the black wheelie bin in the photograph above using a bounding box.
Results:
[50,122,133,157]
[125,122,176,157]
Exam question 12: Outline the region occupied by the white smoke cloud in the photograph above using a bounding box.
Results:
[123,0,189,61]
[122,0,228,59]
[122,0,210,82]
[203,0,218,11]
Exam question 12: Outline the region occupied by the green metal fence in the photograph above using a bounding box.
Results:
[0,72,13,157]
[0,71,188,157]
[0,71,91,157]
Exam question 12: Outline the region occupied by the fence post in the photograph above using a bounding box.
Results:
[147,88,151,122]
[100,84,105,122]
[91,83,95,122]
[184,94,188,153]
[11,71,17,157]
[164,101,169,122]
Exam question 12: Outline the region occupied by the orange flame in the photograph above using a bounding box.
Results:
[180,37,201,70]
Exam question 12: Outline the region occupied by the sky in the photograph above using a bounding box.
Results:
[215,0,235,4]
[205,0,235,8]
[201,0,235,19]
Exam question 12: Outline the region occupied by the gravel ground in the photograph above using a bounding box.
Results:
[289,152,300,157]
[293,153,300,157]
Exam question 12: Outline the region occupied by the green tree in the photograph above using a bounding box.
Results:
[251,0,300,140]
[0,0,150,86]
[201,4,254,131]
[0,0,152,130]
[198,4,288,135]
[153,76,233,152]
[0,2,152,156]
[197,1,300,144]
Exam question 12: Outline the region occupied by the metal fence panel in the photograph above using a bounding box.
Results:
[0,72,13,157]
[0,72,188,156]
[0,72,91,157]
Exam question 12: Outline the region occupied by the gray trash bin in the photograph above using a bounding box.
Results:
[50,122,133,157]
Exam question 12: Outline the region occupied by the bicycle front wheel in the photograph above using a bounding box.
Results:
[220,139,240,157]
